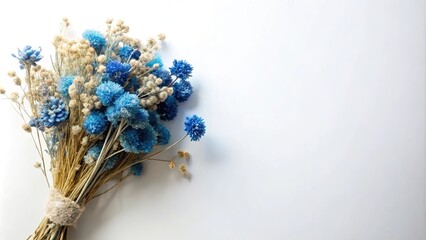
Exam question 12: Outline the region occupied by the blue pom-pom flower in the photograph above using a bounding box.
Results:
[57,76,75,98]
[39,97,68,128]
[83,110,108,135]
[114,92,140,118]
[156,95,178,121]
[173,80,193,102]
[152,69,172,87]
[155,124,170,145]
[82,30,106,54]
[84,143,103,164]
[118,45,141,61]
[170,60,193,80]
[127,108,149,129]
[105,61,131,85]
[119,126,157,154]
[12,46,43,69]
[130,163,144,176]
[104,155,119,170]
[96,81,125,106]
[145,54,163,68]
[184,115,206,141]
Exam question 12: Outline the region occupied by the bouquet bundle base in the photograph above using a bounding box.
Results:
[2,18,206,240]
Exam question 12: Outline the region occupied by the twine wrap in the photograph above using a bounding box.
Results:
[46,189,85,226]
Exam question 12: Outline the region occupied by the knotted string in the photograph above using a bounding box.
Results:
[45,189,85,226]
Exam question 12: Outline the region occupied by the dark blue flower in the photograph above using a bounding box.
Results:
[118,45,141,61]
[39,97,68,128]
[82,30,106,54]
[173,80,193,102]
[29,118,45,131]
[84,142,103,164]
[148,111,160,126]
[145,54,163,68]
[154,124,170,145]
[12,46,43,69]
[152,69,172,87]
[57,76,74,98]
[96,81,125,106]
[184,115,206,141]
[169,60,193,80]
[83,110,109,135]
[156,95,178,121]
[104,155,119,170]
[130,163,144,176]
[105,61,131,85]
[119,126,157,154]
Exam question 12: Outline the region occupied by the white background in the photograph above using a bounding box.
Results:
[0,0,425,239]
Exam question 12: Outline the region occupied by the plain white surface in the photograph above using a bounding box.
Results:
[0,0,425,239]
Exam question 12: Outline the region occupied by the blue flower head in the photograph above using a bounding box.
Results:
[170,60,193,80]
[105,61,131,85]
[119,126,157,154]
[184,115,206,141]
[84,142,103,164]
[156,95,178,121]
[106,105,121,125]
[39,97,68,128]
[82,30,106,54]
[83,110,109,135]
[125,77,140,91]
[127,108,149,129]
[118,45,141,61]
[104,155,119,170]
[173,80,193,102]
[12,46,43,69]
[155,124,170,145]
[148,111,160,126]
[96,81,125,106]
[152,69,172,87]
[57,76,75,98]
[145,53,163,68]
[29,118,45,131]
[114,92,140,119]
[130,163,144,176]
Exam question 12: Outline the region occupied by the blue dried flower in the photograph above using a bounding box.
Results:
[29,118,45,131]
[39,97,68,128]
[184,115,206,141]
[96,81,125,106]
[57,76,74,98]
[82,30,106,54]
[130,163,144,176]
[127,108,149,129]
[118,45,141,61]
[105,61,131,85]
[119,126,157,154]
[156,95,178,121]
[105,105,121,125]
[152,69,172,87]
[145,54,163,68]
[84,142,103,164]
[104,155,119,170]
[155,124,170,145]
[83,110,108,135]
[173,80,193,102]
[12,46,43,69]
[114,92,140,118]
[170,60,193,80]
[148,111,160,126]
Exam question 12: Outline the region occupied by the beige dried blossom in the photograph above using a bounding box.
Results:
[22,123,32,133]
[179,164,189,176]
[71,125,82,135]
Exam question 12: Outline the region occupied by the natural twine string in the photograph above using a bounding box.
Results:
[45,189,85,226]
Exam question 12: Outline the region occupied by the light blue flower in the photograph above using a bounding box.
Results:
[96,81,125,106]
[39,97,68,128]
[145,53,163,68]
[83,110,108,135]
[173,80,193,102]
[169,59,193,80]
[84,142,103,164]
[184,115,206,141]
[82,30,106,54]
[119,126,157,154]
[114,92,140,118]
[12,46,43,69]
[57,76,75,98]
